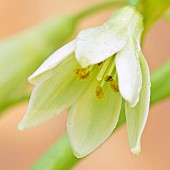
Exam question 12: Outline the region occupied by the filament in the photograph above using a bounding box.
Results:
[97,58,112,81]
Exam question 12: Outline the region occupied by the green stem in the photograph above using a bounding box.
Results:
[31,135,79,170]
[75,0,127,21]
[128,0,141,8]
[0,95,30,113]
[150,61,170,104]
[31,60,170,170]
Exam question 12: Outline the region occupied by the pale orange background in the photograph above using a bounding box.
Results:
[0,0,170,170]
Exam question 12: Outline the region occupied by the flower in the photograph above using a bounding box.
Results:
[18,6,150,158]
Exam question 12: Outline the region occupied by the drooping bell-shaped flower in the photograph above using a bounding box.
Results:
[18,5,150,158]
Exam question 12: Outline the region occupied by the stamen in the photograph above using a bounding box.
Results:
[107,60,115,76]
[104,75,113,82]
[110,80,119,92]
[75,68,91,80]
[96,86,104,99]
[97,58,112,81]
[104,70,119,92]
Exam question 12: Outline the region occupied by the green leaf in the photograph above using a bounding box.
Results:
[165,9,170,23]
[141,0,170,31]
[151,61,170,104]
[31,134,79,170]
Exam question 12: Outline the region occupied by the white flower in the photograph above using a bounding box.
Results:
[18,6,150,158]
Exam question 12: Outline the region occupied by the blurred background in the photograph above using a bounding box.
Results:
[0,0,170,169]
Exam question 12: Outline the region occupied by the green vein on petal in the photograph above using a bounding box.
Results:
[17,55,92,130]
[125,53,150,155]
[67,76,122,158]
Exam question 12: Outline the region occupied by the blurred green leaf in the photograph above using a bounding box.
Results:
[151,61,170,104]
[0,15,77,112]
[141,0,170,31]
[31,135,79,170]
[165,9,170,23]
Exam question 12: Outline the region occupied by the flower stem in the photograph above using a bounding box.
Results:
[128,0,141,8]
[75,0,127,21]
[31,60,170,170]
[0,95,30,113]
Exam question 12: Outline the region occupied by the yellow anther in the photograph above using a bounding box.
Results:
[110,80,119,92]
[104,75,113,82]
[96,86,104,99]
[75,68,91,80]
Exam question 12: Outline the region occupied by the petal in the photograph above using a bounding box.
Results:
[125,53,150,155]
[28,40,75,85]
[75,25,128,67]
[17,55,92,130]
[67,77,122,158]
[115,38,142,107]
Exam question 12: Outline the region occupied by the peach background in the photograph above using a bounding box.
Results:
[0,0,170,170]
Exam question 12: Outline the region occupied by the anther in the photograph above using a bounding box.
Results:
[110,80,119,92]
[104,75,119,92]
[96,86,104,99]
[97,58,112,81]
[75,68,91,80]
[104,75,113,82]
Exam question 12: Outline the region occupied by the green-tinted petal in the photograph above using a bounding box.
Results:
[68,77,122,158]
[29,40,75,85]
[18,55,92,130]
[116,38,142,107]
[125,54,150,155]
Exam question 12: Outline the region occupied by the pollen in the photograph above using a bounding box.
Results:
[104,75,113,82]
[75,68,91,80]
[110,80,119,92]
[96,86,104,99]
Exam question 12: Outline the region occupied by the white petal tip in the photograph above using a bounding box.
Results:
[79,57,90,68]
[126,96,139,108]
[131,145,141,155]
[17,123,26,131]
[72,149,87,158]
[128,101,137,108]
[28,74,38,85]
[28,76,34,84]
